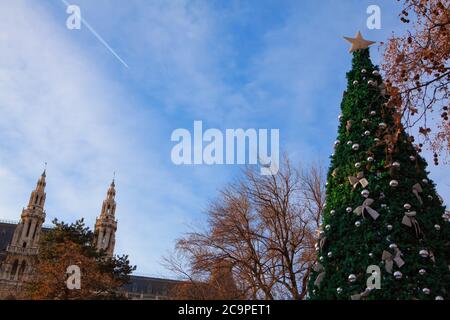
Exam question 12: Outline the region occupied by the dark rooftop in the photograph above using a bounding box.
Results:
[0,221,17,261]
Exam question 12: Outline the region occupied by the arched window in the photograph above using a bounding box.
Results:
[32,224,39,240]
[26,221,32,237]
[10,260,19,280]
[18,261,27,280]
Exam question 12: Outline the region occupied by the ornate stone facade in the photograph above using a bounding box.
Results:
[93,179,118,257]
[0,171,47,298]
[0,171,118,298]
[0,171,177,300]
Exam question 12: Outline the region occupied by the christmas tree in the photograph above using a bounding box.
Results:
[308,32,450,300]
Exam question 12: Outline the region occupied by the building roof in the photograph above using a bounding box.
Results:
[0,221,17,260]
[122,275,181,299]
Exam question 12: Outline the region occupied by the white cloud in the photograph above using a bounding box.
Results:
[0,0,207,275]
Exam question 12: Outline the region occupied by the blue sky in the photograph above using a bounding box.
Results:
[0,0,448,278]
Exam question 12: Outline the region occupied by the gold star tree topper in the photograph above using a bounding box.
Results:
[344,31,376,53]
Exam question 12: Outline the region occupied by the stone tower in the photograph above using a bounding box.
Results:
[94,179,117,257]
[0,170,47,292]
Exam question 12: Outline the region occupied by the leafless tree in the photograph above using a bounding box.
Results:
[164,158,325,300]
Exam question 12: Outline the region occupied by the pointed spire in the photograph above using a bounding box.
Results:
[41,161,47,177]
[36,164,47,191]
[111,171,115,187]
[107,172,116,200]
[27,167,47,209]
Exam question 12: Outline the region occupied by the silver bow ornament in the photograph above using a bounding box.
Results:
[378,82,388,97]
[402,211,421,237]
[354,198,380,220]
[313,263,325,287]
[412,183,423,205]
[348,172,369,189]
[319,235,326,250]
[430,251,436,263]
[382,248,405,274]
[351,287,373,300]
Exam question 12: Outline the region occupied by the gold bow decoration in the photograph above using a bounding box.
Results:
[381,249,405,274]
[402,211,421,237]
[332,168,338,178]
[354,198,380,220]
[346,120,352,131]
[348,172,369,189]
[313,263,325,287]
[412,183,423,205]
[351,287,372,300]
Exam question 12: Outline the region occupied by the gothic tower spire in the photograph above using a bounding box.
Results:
[0,170,47,288]
[94,177,118,257]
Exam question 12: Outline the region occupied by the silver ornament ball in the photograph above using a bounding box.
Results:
[389,180,399,187]
[355,221,361,227]
[419,250,429,258]
[422,288,431,295]
[389,243,397,250]
[419,269,426,276]
[392,161,400,168]
[394,271,403,279]
[348,274,357,282]
[404,203,411,210]
[352,143,360,151]
[346,207,352,213]
[361,189,370,198]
